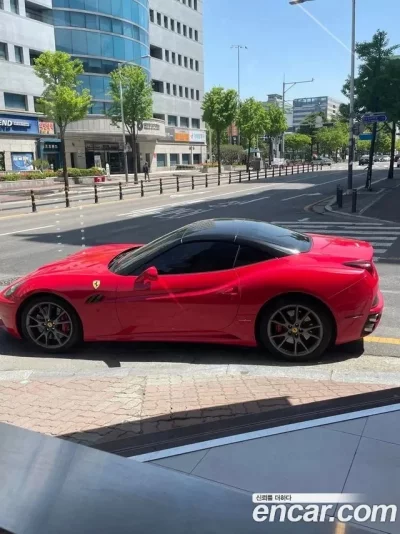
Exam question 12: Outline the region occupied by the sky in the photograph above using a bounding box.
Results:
[203,0,399,104]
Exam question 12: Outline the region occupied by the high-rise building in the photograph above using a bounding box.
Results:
[0,0,206,173]
[292,96,342,131]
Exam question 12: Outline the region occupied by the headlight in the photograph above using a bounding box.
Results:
[2,280,24,299]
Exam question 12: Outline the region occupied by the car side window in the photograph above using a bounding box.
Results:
[134,241,239,275]
[234,245,273,268]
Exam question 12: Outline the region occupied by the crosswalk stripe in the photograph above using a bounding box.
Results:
[272,221,386,226]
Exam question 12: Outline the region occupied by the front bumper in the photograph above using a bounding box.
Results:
[0,292,20,339]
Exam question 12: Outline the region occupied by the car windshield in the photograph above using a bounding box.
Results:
[109,227,187,274]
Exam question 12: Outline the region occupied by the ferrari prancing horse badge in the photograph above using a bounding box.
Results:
[93,280,101,290]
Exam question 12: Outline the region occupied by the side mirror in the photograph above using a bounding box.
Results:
[142,266,158,281]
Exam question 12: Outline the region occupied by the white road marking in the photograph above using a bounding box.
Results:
[0,225,55,237]
[298,218,310,222]
[281,192,322,202]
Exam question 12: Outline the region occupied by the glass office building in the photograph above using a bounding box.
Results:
[53,0,150,116]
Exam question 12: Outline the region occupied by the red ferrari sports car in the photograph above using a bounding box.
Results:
[0,219,383,362]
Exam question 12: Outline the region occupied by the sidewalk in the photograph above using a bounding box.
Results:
[325,175,400,221]
[0,371,392,447]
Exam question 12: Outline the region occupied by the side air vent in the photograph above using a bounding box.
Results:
[86,294,104,304]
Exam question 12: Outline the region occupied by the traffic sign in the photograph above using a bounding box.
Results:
[362,113,387,123]
[359,133,373,141]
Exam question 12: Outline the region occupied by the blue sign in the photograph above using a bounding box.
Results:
[11,152,34,172]
[0,114,39,135]
[362,114,387,123]
[359,133,373,141]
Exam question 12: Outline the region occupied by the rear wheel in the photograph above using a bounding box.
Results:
[20,296,82,353]
[258,297,333,362]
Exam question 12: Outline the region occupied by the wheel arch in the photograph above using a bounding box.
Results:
[254,292,338,346]
[16,292,83,339]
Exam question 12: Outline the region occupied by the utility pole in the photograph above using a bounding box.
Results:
[282,76,314,157]
[119,69,129,184]
[348,0,356,191]
[231,45,247,146]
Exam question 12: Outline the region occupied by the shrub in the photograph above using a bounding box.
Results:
[56,167,104,177]
[32,159,50,170]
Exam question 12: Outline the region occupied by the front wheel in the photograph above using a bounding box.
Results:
[20,296,82,353]
[258,298,333,362]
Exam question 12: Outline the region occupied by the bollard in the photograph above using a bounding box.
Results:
[337,185,343,208]
[302,164,305,173]
[119,182,123,200]
[320,164,323,171]
[176,176,180,192]
[297,165,300,174]
[279,166,282,177]
[239,171,242,183]
[292,166,294,175]
[352,188,357,213]
[257,170,259,180]
[160,178,163,194]
[192,176,195,190]
[94,184,99,204]
[205,174,208,187]
[229,172,232,184]
[218,173,221,186]
[272,166,275,178]
[285,166,288,176]
[65,187,70,208]
[264,166,267,179]
[30,190,37,213]
[248,170,251,181]
[140,180,144,197]
[307,164,310,172]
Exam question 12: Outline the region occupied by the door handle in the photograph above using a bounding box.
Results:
[218,287,239,296]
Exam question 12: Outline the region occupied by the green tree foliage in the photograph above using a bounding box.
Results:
[219,144,244,165]
[315,122,348,160]
[298,112,326,157]
[202,87,238,174]
[263,104,287,164]
[284,133,312,158]
[108,65,153,183]
[379,57,400,177]
[34,51,92,187]
[238,98,269,169]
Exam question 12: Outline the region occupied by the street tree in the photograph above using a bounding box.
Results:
[202,87,238,174]
[298,112,326,158]
[34,51,92,188]
[263,103,287,165]
[219,144,244,166]
[108,65,153,183]
[238,98,269,169]
[379,57,400,177]
[342,30,399,186]
[284,133,312,159]
[315,122,348,161]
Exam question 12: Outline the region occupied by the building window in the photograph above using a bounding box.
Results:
[150,45,163,60]
[178,54,182,66]
[170,19,175,31]
[153,113,165,121]
[177,22,181,33]
[182,153,190,165]
[194,0,198,9]
[188,0,192,6]
[152,80,164,93]
[0,42,8,61]
[179,86,183,97]
[195,30,199,41]
[193,153,201,164]
[189,27,193,39]
[150,9,154,22]
[170,154,179,166]
[183,25,187,37]
[166,82,171,94]
[34,96,42,112]
[10,0,19,14]
[192,118,200,128]
[168,115,178,126]
[184,56,188,68]
[172,52,176,64]
[0,0,4,10]
[157,154,167,167]
[164,15,168,28]
[195,60,199,71]
[190,58,193,69]
[156,12,161,25]
[180,117,189,128]
[14,45,23,64]
[173,84,177,96]
[196,90,200,100]
[185,87,189,98]
[4,92,27,110]
[29,49,41,65]
[165,50,169,62]
[191,88,194,99]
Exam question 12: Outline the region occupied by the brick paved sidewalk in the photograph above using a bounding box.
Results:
[0,373,392,447]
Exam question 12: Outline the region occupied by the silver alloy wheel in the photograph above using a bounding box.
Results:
[25,302,73,349]
[267,304,323,358]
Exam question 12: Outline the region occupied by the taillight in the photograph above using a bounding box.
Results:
[344,260,375,275]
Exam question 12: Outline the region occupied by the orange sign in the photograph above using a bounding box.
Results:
[38,121,55,135]
[174,131,190,142]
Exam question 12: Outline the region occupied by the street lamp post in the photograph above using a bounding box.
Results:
[118,68,129,184]
[231,45,247,145]
[282,76,314,157]
[289,0,356,190]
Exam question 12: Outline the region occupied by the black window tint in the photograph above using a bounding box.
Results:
[235,245,272,268]
[137,241,238,275]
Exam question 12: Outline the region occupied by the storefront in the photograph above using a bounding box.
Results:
[0,113,60,172]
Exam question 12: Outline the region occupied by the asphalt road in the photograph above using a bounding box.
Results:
[0,164,400,378]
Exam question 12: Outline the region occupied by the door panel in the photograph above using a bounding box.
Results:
[115,270,240,338]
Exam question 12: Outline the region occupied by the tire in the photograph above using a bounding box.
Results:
[20,295,82,353]
[258,297,333,362]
